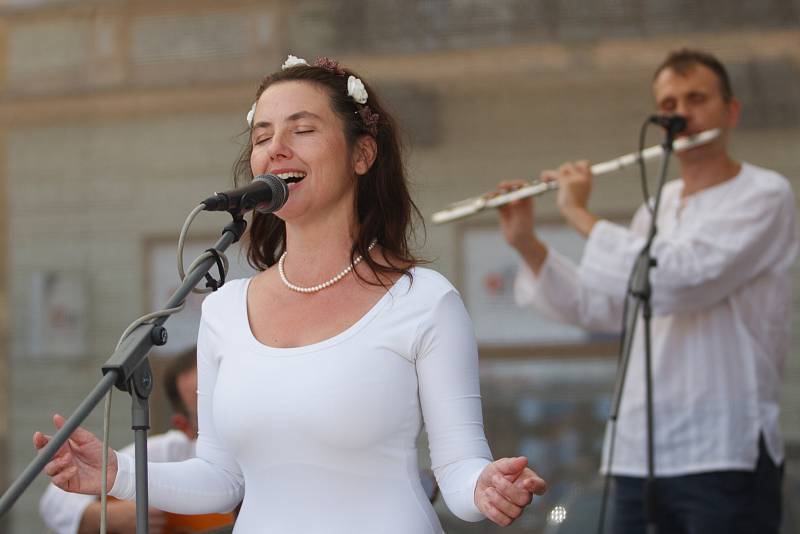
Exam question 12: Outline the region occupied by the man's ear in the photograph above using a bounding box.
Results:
[726,96,741,128]
[353,135,378,176]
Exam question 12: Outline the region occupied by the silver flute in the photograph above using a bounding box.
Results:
[431,128,721,225]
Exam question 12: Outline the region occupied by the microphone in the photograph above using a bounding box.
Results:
[649,114,688,135]
[202,174,289,214]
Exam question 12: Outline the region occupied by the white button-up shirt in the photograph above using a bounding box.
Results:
[515,162,797,477]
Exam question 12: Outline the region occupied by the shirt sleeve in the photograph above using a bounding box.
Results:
[514,246,626,333]
[415,288,493,522]
[110,313,244,513]
[39,484,95,534]
[581,181,797,315]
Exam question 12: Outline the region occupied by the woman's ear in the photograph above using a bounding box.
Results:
[353,135,378,176]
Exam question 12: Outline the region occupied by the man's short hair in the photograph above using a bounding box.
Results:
[163,347,197,417]
[653,48,734,101]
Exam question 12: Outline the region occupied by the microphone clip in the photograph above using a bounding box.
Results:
[203,248,226,291]
[649,114,687,136]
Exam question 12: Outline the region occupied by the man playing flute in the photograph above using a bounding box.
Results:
[498,48,796,534]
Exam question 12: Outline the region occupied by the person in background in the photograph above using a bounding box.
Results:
[39,348,199,534]
[497,48,796,534]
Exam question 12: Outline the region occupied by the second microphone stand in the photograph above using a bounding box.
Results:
[606,122,682,534]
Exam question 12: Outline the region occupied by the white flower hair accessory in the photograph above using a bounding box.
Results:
[246,102,257,127]
[347,75,368,104]
[282,54,309,70]
[246,55,378,134]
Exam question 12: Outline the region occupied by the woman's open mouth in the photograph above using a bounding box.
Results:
[275,171,306,185]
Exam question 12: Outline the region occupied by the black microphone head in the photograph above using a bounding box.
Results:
[249,174,289,213]
[649,114,687,134]
[668,115,687,134]
[201,173,289,212]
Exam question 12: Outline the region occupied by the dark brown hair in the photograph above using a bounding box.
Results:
[232,58,423,285]
[653,48,734,101]
[163,347,196,417]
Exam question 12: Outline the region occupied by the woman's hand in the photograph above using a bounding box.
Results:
[474,456,547,527]
[33,414,117,495]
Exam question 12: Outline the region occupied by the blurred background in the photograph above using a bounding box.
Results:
[0,0,799,532]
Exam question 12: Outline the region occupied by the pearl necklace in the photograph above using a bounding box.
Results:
[278,240,377,293]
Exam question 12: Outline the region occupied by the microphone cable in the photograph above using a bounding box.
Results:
[177,204,231,295]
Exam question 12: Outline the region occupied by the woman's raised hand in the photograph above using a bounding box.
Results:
[33,414,117,495]
[474,456,547,527]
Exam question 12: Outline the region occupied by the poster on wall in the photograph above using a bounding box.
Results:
[146,237,257,356]
[28,271,88,359]
[460,224,590,346]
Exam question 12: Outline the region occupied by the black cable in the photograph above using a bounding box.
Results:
[203,248,226,291]
[638,119,654,215]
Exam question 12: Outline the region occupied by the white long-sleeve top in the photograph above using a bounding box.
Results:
[40,430,195,534]
[111,267,492,533]
[515,162,797,477]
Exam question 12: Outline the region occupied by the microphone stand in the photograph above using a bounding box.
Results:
[0,214,247,534]
[606,123,681,534]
